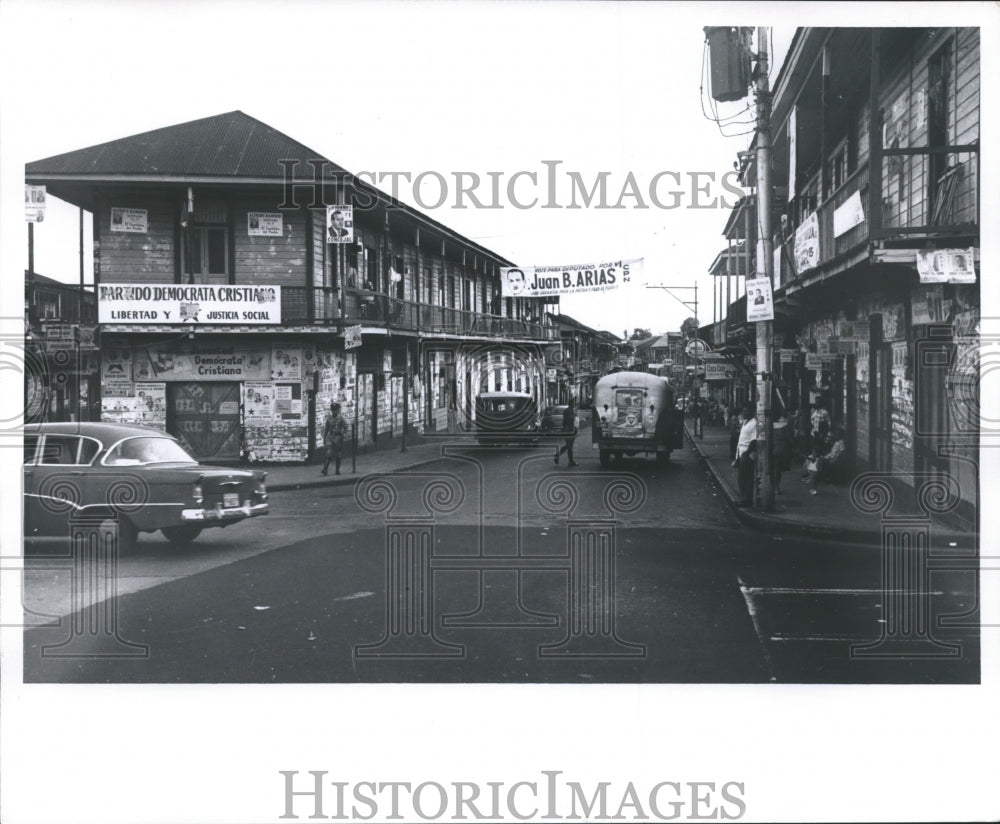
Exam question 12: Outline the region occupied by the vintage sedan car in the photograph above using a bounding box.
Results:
[23,422,268,551]
[539,404,570,436]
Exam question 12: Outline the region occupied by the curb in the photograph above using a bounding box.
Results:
[685,427,977,546]
[685,427,883,546]
[266,456,447,492]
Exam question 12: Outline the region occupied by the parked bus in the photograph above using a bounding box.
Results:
[592,371,684,466]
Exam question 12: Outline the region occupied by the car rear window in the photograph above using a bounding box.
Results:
[104,437,197,466]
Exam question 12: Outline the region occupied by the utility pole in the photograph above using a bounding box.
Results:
[754,26,775,513]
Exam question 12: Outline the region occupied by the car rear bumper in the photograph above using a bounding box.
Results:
[181,502,269,523]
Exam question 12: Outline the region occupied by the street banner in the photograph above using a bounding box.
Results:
[833,190,865,237]
[745,275,774,322]
[326,205,354,244]
[25,185,46,222]
[110,207,148,233]
[917,248,976,284]
[794,211,819,274]
[344,324,362,350]
[98,283,281,324]
[248,212,283,236]
[499,258,640,298]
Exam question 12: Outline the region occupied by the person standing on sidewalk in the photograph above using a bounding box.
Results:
[771,411,792,494]
[321,402,348,476]
[731,403,757,506]
[727,407,742,461]
[554,397,578,466]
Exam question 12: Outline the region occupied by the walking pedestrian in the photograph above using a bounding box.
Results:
[321,401,348,475]
[731,403,757,506]
[554,397,578,466]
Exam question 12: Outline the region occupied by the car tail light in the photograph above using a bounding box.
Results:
[255,473,267,499]
[193,475,204,505]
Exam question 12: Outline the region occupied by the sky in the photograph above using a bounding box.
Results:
[2,0,799,338]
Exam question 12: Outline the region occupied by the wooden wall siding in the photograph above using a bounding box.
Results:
[233,202,306,285]
[96,193,177,282]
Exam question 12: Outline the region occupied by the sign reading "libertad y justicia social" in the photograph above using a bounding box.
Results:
[98,284,281,324]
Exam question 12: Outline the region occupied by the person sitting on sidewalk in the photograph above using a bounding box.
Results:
[731,403,757,507]
[804,426,847,495]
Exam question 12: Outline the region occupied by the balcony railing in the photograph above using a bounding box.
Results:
[775,143,979,285]
[280,286,557,340]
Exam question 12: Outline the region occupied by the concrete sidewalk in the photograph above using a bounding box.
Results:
[685,419,977,546]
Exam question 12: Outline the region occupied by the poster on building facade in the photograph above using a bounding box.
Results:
[499,258,641,298]
[244,382,274,421]
[745,275,774,322]
[109,206,147,233]
[326,205,354,243]
[135,344,271,381]
[271,348,302,381]
[101,347,134,396]
[793,211,819,273]
[917,248,976,284]
[247,211,283,236]
[25,184,46,222]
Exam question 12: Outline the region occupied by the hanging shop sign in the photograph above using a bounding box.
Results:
[745,275,774,322]
[109,207,148,234]
[705,362,737,381]
[916,248,976,285]
[793,211,819,274]
[500,259,641,298]
[779,349,798,363]
[25,185,46,222]
[98,283,281,324]
[247,212,283,236]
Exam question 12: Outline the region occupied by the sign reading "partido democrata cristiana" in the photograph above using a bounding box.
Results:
[499,259,642,298]
[98,284,281,324]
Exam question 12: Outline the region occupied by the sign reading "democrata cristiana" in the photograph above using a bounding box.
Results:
[98,284,281,324]
[500,259,642,298]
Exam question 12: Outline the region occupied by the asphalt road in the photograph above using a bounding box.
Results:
[22,437,979,683]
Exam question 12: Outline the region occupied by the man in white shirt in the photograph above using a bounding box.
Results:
[732,403,758,506]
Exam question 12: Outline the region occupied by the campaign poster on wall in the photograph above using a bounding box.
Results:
[326,205,354,244]
[109,207,148,233]
[244,382,275,422]
[247,212,283,237]
[271,348,302,381]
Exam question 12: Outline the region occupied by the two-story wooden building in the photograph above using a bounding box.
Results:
[714,27,980,519]
[26,111,557,463]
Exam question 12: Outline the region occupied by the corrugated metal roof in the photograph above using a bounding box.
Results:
[26,111,342,179]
